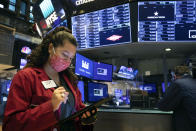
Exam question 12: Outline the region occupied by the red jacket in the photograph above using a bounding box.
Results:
[3,67,85,131]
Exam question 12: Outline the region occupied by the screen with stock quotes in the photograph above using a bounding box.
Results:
[138,1,196,42]
[72,3,131,49]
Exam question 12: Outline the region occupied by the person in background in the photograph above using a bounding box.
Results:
[158,66,196,131]
[3,26,96,131]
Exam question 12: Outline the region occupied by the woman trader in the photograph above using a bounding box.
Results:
[3,27,96,131]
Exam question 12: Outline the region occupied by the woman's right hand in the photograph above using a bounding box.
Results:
[51,87,69,111]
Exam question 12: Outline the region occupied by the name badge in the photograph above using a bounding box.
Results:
[41,80,57,89]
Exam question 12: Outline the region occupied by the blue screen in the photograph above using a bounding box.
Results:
[46,19,68,35]
[142,84,156,93]
[0,80,11,95]
[162,82,171,93]
[77,81,85,102]
[88,82,108,102]
[75,53,93,78]
[114,88,123,98]
[113,65,117,72]
[72,3,131,49]
[0,79,11,103]
[117,66,138,80]
[138,1,196,42]
[20,59,27,69]
[93,62,113,81]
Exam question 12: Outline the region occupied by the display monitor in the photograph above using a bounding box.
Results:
[72,3,131,49]
[88,82,108,102]
[114,88,123,98]
[138,1,196,42]
[161,82,171,93]
[77,81,85,102]
[21,46,32,55]
[20,59,27,69]
[33,0,67,37]
[142,84,156,93]
[93,62,113,81]
[0,79,11,103]
[75,53,93,78]
[46,19,68,35]
[113,65,117,72]
[117,66,138,80]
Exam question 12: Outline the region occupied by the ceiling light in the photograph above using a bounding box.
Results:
[0,4,4,8]
[165,48,171,52]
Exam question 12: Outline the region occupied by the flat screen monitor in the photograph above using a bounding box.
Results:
[113,65,117,72]
[117,66,138,80]
[142,84,156,93]
[77,81,85,102]
[46,19,68,35]
[88,82,108,102]
[33,0,67,37]
[20,59,27,69]
[72,3,131,49]
[0,79,11,103]
[161,82,171,93]
[21,46,32,55]
[12,39,37,70]
[114,88,123,98]
[75,53,93,79]
[138,1,196,42]
[93,62,113,81]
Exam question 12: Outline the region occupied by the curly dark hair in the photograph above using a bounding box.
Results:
[25,26,78,87]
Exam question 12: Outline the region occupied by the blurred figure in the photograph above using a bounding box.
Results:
[158,66,196,131]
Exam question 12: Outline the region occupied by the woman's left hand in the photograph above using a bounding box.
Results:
[80,108,97,125]
[81,109,97,119]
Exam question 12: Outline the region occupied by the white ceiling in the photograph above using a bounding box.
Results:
[77,42,196,60]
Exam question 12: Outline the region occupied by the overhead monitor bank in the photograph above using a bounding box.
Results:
[33,0,196,42]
